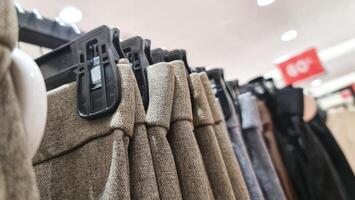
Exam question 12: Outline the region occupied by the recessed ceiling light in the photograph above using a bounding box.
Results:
[281,30,298,42]
[59,6,83,24]
[257,0,275,7]
[311,79,322,87]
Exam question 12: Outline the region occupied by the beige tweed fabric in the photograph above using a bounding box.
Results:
[124,60,160,200]
[0,0,17,81]
[146,62,182,200]
[0,0,40,199]
[199,72,250,200]
[34,59,159,199]
[167,61,214,200]
[189,73,236,200]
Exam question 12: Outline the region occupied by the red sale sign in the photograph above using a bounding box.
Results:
[277,48,325,85]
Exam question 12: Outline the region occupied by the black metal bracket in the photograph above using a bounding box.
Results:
[207,68,233,119]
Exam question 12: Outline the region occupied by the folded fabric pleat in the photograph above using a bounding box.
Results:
[34,59,160,200]
[146,62,182,200]
[239,93,286,200]
[225,103,264,200]
[189,73,235,200]
[168,61,214,200]
[199,72,250,200]
[256,100,297,200]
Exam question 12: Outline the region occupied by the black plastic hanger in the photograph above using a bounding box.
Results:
[247,76,273,100]
[111,28,126,59]
[36,25,123,119]
[121,36,150,109]
[207,68,234,119]
[225,79,243,123]
[194,67,206,73]
[239,84,254,94]
[264,78,277,94]
[165,49,192,74]
[242,76,280,111]
[144,39,154,65]
[226,80,240,96]
[226,79,240,106]
[151,48,168,63]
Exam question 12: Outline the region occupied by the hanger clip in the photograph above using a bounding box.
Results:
[36,26,122,119]
[121,36,150,109]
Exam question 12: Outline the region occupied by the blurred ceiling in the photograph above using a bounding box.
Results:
[16,0,355,83]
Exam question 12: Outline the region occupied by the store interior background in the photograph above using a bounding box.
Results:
[15,0,355,109]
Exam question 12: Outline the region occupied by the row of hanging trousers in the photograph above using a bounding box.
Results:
[26,61,355,200]
[1,0,354,199]
[32,59,254,200]
[267,87,355,200]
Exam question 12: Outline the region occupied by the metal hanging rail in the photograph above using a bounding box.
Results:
[15,3,82,49]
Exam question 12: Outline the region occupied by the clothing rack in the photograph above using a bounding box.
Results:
[16,6,82,49]
[3,2,354,199]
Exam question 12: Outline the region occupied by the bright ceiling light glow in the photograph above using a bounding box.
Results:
[59,6,83,24]
[318,38,355,62]
[257,0,275,7]
[311,79,322,87]
[281,30,298,42]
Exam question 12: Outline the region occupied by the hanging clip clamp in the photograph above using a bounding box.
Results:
[36,25,123,119]
[121,36,150,109]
